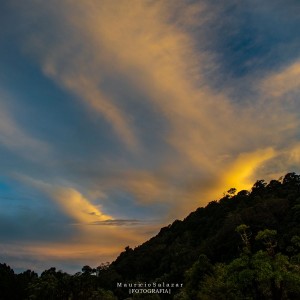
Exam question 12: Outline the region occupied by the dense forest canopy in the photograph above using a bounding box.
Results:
[1,172,300,299]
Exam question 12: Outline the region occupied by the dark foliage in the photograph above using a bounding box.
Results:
[111,173,300,285]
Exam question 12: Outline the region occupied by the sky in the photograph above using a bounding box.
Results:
[1,0,300,273]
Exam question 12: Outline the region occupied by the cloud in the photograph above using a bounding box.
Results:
[94,170,171,205]
[90,219,150,226]
[1,216,164,273]
[219,147,277,191]
[0,241,124,274]
[260,60,300,98]
[51,187,112,224]
[17,176,112,224]
[288,142,300,164]
[18,0,210,153]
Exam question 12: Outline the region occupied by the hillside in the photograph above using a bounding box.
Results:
[111,173,300,281]
[109,172,300,299]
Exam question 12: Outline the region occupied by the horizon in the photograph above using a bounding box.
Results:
[1,0,300,273]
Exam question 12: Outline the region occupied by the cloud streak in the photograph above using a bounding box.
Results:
[89,219,151,226]
[260,60,300,99]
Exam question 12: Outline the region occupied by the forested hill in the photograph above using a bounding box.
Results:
[111,172,300,283]
[1,172,300,299]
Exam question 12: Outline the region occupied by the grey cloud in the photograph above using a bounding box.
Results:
[89,219,153,226]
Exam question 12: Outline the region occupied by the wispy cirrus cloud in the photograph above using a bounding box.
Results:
[15,176,112,225]
[2,0,300,272]
[10,0,300,216]
[260,60,300,98]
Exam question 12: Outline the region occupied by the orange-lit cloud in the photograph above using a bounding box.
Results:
[51,187,112,224]
[260,61,300,98]
[24,0,208,154]
[17,177,112,225]
[219,147,276,192]
[0,234,148,273]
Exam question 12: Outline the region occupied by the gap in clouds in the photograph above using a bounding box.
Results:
[198,0,300,103]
